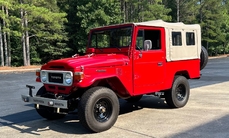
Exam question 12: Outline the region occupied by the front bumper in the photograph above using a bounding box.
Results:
[21,85,68,111]
[21,95,68,109]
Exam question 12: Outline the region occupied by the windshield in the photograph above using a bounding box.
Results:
[89,27,132,48]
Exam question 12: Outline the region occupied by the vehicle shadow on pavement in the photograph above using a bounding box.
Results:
[119,95,169,115]
[0,96,170,135]
[0,108,91,135]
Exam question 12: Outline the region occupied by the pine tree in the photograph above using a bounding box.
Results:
[17,0,68,64]
[197,0,224,54]
[74,0,122,53]
[0,0,14,66]
[0,21,3,66]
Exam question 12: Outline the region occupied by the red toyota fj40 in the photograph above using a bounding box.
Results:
[22,20,208,132]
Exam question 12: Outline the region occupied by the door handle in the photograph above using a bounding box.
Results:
[158,62,163,66]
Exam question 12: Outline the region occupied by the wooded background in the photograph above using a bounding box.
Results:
[0,0,229,66]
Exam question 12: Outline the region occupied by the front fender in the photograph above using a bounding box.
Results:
[75,75,131,98]
[75,74,117,88]
[73,66,132,97]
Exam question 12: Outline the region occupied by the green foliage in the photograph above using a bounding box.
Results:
[1,0,229,66]
[164,0,229,55]
[138,0,171,21]
[123,0,171,22]
[0,0,70,66]
[75,0,121,53]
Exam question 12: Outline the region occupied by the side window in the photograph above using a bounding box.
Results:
[136,29,161,50]
[172,32,182,46]
[136,30,144,50]
[145,30,161,50]
[186,32,195,46]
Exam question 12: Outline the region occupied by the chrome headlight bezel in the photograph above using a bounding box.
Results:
[40,70,73,86]
[41,71,47,82]
[64,72,73,85]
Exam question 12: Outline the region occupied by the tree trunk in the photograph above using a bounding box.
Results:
[0,23,4,66]
[20,7,27,66]
[2,6,8,66]
[5,7,11,66]
[121,0,125,23]
[199,0,203,23]
[25,11,30,66]
[126,1,128,22]
[206,41,209,54]
[176,0,180,22]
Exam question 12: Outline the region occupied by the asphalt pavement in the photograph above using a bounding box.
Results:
[0,57,229,138]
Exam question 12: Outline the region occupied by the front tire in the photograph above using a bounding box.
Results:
[165,76,190,108]
[35,86,66,120]
[78,86,119,132]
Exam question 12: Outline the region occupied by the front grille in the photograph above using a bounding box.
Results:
[41,70,73,86]
[48,73,63,83]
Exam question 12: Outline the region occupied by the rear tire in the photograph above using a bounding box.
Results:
[200,46,208,70]
[78,86,119,132]
[35,86,66,120]
[165,76,190,108]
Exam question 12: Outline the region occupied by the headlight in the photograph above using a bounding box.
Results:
[64,73,72,84]
[41,71,47,82]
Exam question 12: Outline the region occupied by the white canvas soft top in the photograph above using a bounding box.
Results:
[93,20,201,61]
[134,20,200,30]
[135,20,201,61]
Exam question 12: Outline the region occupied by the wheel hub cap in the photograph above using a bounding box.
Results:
[94,99,112,122]
[99,106,106,113]
[176,84,186,101]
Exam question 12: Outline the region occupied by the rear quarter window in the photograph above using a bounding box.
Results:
[186,32,195,46]
[172,32,182,46]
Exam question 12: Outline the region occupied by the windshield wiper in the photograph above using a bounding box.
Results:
[98,48,103,52]
[115,46,121,51]
[111,46,121,51]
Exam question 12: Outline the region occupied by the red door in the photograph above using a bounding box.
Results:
[133,28,165,94]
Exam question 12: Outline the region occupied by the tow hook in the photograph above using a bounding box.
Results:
[26,85,35,97]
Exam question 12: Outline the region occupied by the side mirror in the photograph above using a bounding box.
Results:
[143,40,152,51]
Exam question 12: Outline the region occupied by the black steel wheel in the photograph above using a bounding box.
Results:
[78,86,119,132]
[175,84,186,101]
[35,86,66,120]
[165,76,190,108]
[94,98,112,122]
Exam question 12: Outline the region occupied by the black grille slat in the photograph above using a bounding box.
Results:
[48,73,63,83]
[58,87,65,90]
[48,86,55,89]
[50,66,65,69]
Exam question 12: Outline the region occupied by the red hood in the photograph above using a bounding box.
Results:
[41,54,129,70]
